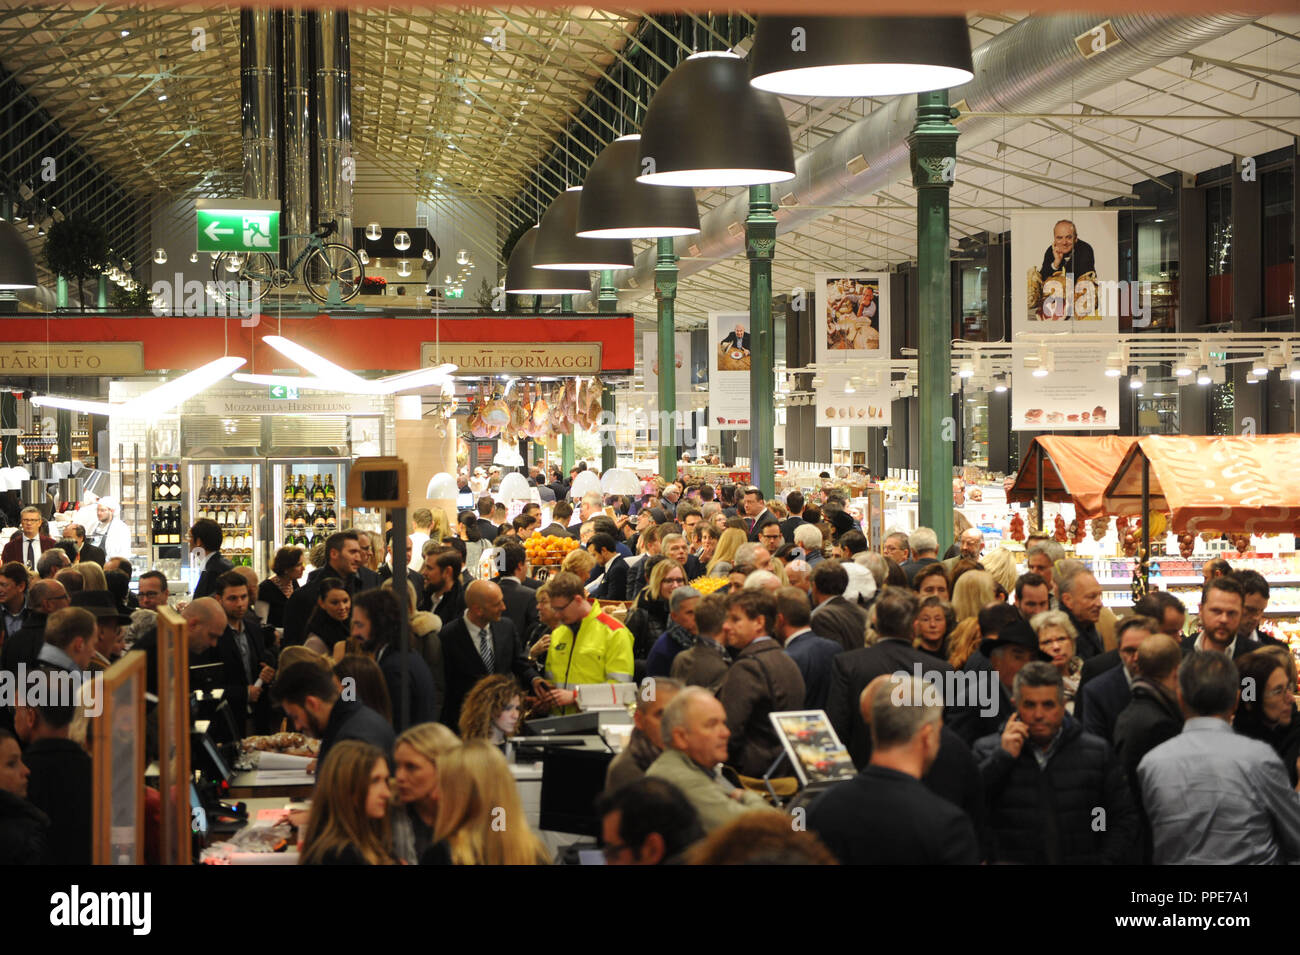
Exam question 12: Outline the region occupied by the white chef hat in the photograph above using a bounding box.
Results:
[96,495,119,513]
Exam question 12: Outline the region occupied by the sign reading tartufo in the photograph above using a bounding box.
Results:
[0,343,143,374]
[421,342,601,375]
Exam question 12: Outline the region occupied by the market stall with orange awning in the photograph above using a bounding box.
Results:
[1102,434,1300,534]
[1007,435,1140,520]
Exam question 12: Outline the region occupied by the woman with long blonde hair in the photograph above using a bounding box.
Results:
[947,570,998,669]
[707,527,747,575]
[391,722,461,863]
[980,546,1018,595]
[299,740,396,865]
[74,561,107,592]
[421,740,550,865]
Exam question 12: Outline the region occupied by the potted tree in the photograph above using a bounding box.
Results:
[43,215,109,312]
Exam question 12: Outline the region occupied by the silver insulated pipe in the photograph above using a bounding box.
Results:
[578,13,1256,308]
[240,8,280,201]
[282,8,313,262]
[313,10,354,247]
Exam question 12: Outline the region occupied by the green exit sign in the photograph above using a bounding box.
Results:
[268,385,299,400]
[196,198,281,254]
[445,287,464,299]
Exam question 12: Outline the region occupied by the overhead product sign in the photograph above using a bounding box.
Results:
[196,198,281,254]
[707,311,751,430]
[0,342,143,374]
[420,342,601,375]
[642,332,694,400]
[1010,210,1119,430]
[813,272,892,427]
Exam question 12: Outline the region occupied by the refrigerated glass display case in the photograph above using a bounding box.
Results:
[186,461,261,571]
[269,459,350,571]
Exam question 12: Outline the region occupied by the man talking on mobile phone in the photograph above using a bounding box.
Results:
[972,660,1137,864]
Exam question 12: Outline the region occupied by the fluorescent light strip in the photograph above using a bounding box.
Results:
[29,395,116,415]
[33,357,246,417]
[263,335,380,392]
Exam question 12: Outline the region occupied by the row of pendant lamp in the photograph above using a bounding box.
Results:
[506,17,973,294]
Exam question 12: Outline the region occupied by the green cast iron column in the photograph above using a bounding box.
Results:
[56,276,68,310]
[654,238,678,481]
[97,275,108,311]
[561,293,576,471]
[908,89,960,553]
[747,184,777,499]
[598,270,618,471]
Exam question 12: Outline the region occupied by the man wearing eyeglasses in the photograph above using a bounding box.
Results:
[537,571,633,715]
[0,580,70,679]
[2,508,58,571]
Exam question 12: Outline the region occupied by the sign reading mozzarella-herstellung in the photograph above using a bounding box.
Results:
[421,342,601,374]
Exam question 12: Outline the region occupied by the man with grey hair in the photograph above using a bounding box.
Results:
[1056,563,1104,659]
[733,541,771,573]
[881,531,910,566]
[36,547,70,581]
[644,686,775,832]
[1025,542,1063,606]
[793,523,824,566]
[1139,652,1300,864]
[578,491,604,523]
[972,660,1137,864]
[742,569,781,593]
[604,677,683,796]
[809,674,978,865]
[646,586,701,678]
[3,506,57,569]
[900,526,939,584]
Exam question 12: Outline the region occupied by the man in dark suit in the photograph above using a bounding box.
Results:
[274,660,396,771]
[827,589,952,769]
[213,571,277,734]
[282,530,378,646]
[437,580,539,727]
[353,589,438,732]
[774,586,840,711]
[739,486,779,543]
[0,579,70,680]
[589,533,628,602]
[2,507,58,570]
[58,524,106,567]
[1075,615,1159,743]
[778,490,807,544]
[540,501,576,539]
[809,561,868,653]
[474,495,498,543]
[719,322,751,353]
[1179,575,1262,660]
[12,681,92,864]
[809,671,979,865]
[188,518,234,601]
[496,542,540,636]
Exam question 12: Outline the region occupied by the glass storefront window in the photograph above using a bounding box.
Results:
[959,264,989,341]
[1134,373,1180,435]
[1207,181,1233,323]
[1263,166,1295,317]
[961,389,989,468]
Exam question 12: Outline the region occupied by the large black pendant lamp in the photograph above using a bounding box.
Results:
[748,17,974,97]
[637,51,795,188]
[531,187,636,271]
[576,135,700,239]
[503,226,590,295]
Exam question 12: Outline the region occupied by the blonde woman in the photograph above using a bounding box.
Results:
[299,740,396,865]
[391,722,461,864]
[560,546,596,582]
[1031,609,1083,711]
[707,527,747,575]
[420,740,551,865]
[458,674,524,746]
[981,546,1018,595]
[946,570,998,670]
[74,562,107,592]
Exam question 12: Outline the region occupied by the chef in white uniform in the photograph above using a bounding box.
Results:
[85,495,132,560]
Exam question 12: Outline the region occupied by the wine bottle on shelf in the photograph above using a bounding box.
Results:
[150,507,159,541]
[324,473,335,502]
[150,467,160,500]
[238,505,248,527]
[311,474,324,503]
[294,475,307,503]
[237,476,248,504]
[169,506,180,544]
[171,466,182,499]
[283,472,295,501]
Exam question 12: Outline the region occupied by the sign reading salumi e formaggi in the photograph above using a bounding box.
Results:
[421,342,601,374]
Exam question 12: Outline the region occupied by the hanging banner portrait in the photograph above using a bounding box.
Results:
[708,311,751,430]
[814,272,890,366]
[814,369,892,428]
[642,332,694,400]
[1011,210,1119,430]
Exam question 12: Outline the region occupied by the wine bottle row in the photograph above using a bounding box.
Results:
[196,503,253,529]
[199,475,252,505]
[151,505,183,544]
[283,473,336,504]
[150,464,182,502]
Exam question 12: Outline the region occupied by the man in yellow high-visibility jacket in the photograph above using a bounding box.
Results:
[539,571,634,714]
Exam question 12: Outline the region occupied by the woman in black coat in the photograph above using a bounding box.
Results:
[0,730,48,865]
[1234,650,1300,786]
[259,546,305,630]
[624,558,686,664]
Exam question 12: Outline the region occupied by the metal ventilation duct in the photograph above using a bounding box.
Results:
[313,10,354,248]
[578,13,1256,307]
[282,8,313,263]
[240,9,280,201]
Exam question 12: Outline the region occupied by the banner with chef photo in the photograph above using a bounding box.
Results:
[1011,210,1119,431]
[707,311,750,430]
[815,369,892,427]
[643,332,693,399]
[814,272,890,366]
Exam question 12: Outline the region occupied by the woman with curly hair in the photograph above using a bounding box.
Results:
[299,740,396,865]
[420,740,550,865]
[458,674,524,747]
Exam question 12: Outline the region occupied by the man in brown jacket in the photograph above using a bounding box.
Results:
[670,592,730,692]
[717,589,806,777]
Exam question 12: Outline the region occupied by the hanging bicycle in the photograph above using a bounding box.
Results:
[210,220,364,304]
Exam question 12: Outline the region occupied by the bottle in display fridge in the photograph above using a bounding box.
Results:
[270,460,349,569]
[187,461,260,573]
[148,460,185,582]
